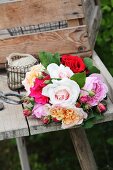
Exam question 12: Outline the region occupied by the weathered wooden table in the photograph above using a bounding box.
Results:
[0,52,113,170]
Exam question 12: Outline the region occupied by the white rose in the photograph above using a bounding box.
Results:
[42,78,80,106]
[47,63,74,79]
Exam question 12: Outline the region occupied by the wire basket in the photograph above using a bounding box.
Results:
[6,53,38,90]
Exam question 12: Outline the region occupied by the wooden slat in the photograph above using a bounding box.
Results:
[0,74,29,140]
[0,26,90,64]
[69,128,98,170]
[89,6,102,48]
[0,0,84,30]
[0,0,22,4]
[16,137,31,170]
[27,97,113,135]
[83,0,95,25]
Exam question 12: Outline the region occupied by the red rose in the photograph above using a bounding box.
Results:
[61,55,86,73]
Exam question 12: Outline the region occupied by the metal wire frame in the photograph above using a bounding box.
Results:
[7,20,68,36]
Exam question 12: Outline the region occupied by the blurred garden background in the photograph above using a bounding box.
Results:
[0,0,113,170]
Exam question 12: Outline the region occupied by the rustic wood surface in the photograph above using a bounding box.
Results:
[89,6,102,48]
[16,137,31,170]
[0,26,90,64]
[83,0,95,25]
[0,75,29,140]
[69,128,98,170]
[0,0,22,4]
[0,0,83,30]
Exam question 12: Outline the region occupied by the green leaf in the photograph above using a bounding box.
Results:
[53,52,60,65]
[70,72,86,88]
[38,51,60,68]
[88,66,100,74]
[95,114,104,121]
[82,120,94,129]
[87,112,95,120]
[83,58,93,68]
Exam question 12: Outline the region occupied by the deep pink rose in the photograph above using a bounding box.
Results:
[32,103,50,118]
[80,74,108,106]
[30,76,50,104]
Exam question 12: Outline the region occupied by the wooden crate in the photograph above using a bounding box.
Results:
[0,0,101,67]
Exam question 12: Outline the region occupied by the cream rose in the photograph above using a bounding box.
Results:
[22,63,45,95]
[47,63,74,79]
[42,78,80,106]
[61,106,87,129]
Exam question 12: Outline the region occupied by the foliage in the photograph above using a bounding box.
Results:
[96,0,113,76]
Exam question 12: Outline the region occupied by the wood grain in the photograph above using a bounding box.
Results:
[0,26,90,64]
[69,128,98,170]
[0,0,22,4]
[0,0,83,29]
[0,74,29,140]
[16,137,31,170]
[83,0,95,25]
[89,6,102,48]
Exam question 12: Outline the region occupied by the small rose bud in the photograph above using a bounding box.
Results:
[52,117,61,123]
[42,116,51,124]
[84,104,91,111]
[23,109,32,117]
[80,96,88,103]
[76,102,81,108]
[97,103,107,113]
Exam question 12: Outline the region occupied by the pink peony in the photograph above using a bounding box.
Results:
[80,74,108,106]
[30,76,50,104]
[32,103,50,118]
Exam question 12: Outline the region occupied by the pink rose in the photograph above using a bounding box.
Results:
[80,74,108,106]
[30,76,50,104]
[32,104,50,118]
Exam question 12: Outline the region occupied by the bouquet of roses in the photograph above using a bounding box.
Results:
[22,52,108,129]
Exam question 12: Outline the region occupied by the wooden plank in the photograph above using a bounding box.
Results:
[69,128,97,170]
[16,137,31,170]
[0,0,22,4]
[89,6,102,48]
[83,0,95,25]
[27,97,113,135]
[0,74,29,140]
[67,19,80,27]
[93,51,113,102]
[0,0,84,30]
[0,26,90,64]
